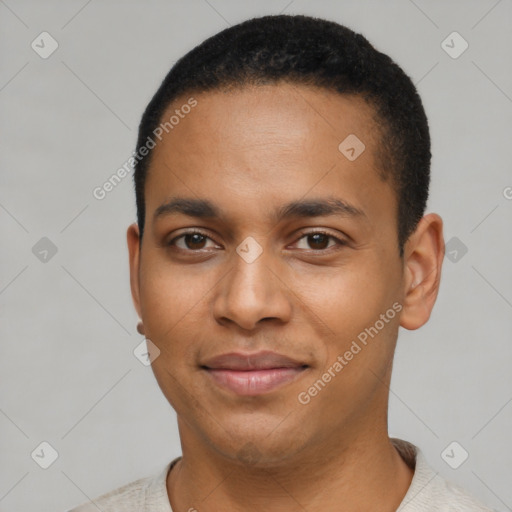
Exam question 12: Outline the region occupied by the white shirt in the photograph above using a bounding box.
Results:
[68,439,494,511]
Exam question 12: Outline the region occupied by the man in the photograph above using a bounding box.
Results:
[70,14,493,512]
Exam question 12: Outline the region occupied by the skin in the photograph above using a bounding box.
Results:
[127,83,444,512]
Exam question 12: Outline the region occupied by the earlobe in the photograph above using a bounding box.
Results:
[399,213,444,330]
[127,223,142,320]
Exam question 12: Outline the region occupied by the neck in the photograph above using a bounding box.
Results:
[167,423,414,512]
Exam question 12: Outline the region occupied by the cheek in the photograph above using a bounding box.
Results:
[139,257,212,350]
[139,260,209,410]
[142,246,201,296]
[300,264,392,339]
[297,292,398,426]
[298,257,401,392]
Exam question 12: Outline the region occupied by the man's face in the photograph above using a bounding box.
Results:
[129,83,407,465]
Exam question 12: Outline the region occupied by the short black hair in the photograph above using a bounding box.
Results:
[133,14,430,255]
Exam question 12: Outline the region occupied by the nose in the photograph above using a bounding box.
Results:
[212,245,293,331]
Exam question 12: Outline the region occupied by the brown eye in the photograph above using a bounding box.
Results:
[183,233,207,249]
[168,231,218,251]
[294,231,347,252]
[306,233,331,250]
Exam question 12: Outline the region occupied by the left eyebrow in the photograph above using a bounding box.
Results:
[152,196,366,224]
[272,197,366,223]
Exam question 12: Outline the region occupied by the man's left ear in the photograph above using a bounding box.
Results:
[399,213,445,330]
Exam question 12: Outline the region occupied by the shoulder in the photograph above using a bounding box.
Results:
[392,439,494,512]
[67,460,176,512]
[68,475,150,511]
[404,469,496,512]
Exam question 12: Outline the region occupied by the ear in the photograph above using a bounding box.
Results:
[127,223,142,319]
[399,213,444,330]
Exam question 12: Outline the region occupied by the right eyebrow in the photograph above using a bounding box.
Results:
[153,198,221,223]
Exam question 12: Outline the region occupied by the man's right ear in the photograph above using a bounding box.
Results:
[127,223,142,320]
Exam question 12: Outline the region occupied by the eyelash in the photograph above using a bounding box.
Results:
[167,229,348,253]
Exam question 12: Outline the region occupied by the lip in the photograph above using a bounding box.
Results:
[202,350,307,370]
[201,351,309,396]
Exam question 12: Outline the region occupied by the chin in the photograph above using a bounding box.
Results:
[206,423,311,469]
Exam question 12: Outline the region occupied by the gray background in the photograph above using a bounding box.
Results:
[1,1,511,511]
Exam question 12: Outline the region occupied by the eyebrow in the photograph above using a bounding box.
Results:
[153,196,365,224]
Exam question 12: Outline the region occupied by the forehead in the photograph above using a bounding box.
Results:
[161,83,378,150]
[145,83,395,230]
